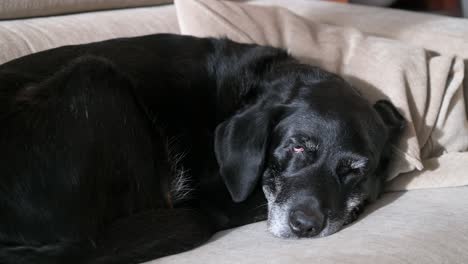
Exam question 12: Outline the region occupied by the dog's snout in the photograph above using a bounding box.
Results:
[289,207,324,237]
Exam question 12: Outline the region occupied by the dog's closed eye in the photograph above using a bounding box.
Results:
[336,158,368,181]
[289,137,318,154]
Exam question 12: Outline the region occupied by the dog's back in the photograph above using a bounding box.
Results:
[0,34,217,264]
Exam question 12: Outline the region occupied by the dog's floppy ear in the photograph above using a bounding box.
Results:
[373,100,405,139]
[368,100,405,201]
[215,106,272,203]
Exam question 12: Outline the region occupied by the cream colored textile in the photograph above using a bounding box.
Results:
[0,0,173,20]
[150,186,468,264]
[387,152,468,190]
[175,0,468,190]
[0,5,179,64]
[248,0,468,59]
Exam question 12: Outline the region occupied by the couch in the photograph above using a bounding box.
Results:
[1,1,467,263]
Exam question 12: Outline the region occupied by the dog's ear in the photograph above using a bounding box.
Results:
[373,100,405,139]
[215,106,272,203]
[368,100,405,201]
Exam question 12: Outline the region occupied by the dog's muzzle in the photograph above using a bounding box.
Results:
[288,204,325,237]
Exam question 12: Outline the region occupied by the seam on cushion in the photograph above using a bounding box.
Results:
[22,21,57,47]
[194,0,256,43]
[240,4,269,43]
[0,24,35,61]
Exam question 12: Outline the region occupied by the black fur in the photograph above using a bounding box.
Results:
[0,34,404,263]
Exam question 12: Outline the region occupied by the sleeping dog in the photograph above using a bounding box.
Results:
[0,34,404,264]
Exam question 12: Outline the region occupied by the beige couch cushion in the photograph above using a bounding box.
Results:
[0,5,179,65]
[175,0,468,190]
[0,0,173,20]
[151,186,468,264]
[248,0,468,59]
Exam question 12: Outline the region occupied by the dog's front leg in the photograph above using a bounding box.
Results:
[201,187,268,231]
[90,208,215,264]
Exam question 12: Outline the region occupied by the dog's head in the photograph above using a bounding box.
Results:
[215,65,404,238]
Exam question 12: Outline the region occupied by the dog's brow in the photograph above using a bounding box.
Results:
[350,158,368,169]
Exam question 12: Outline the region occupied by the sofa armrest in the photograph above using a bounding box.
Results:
[0,0,173,20]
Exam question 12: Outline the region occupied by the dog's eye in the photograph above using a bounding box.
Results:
[336,158,368,180]
[336,167,366,184]
[292,146,305,153]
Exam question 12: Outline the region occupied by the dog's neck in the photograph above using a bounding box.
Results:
[207,39,292,121]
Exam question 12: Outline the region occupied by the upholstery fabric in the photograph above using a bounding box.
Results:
[248,0,468,59]
[0,0,173,20]
[151,186,468,264]
[0,5,179,65]
[175,0,468,190]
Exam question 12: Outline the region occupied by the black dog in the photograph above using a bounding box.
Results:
[0,34,404,264]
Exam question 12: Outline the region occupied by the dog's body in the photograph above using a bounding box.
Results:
[0,34,404,264]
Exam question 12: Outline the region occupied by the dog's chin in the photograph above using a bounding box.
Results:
[266,202,292,238]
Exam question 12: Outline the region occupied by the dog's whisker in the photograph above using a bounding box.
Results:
[253,203,268,210]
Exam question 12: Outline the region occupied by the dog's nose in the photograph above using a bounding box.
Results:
[289,208,324,237]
